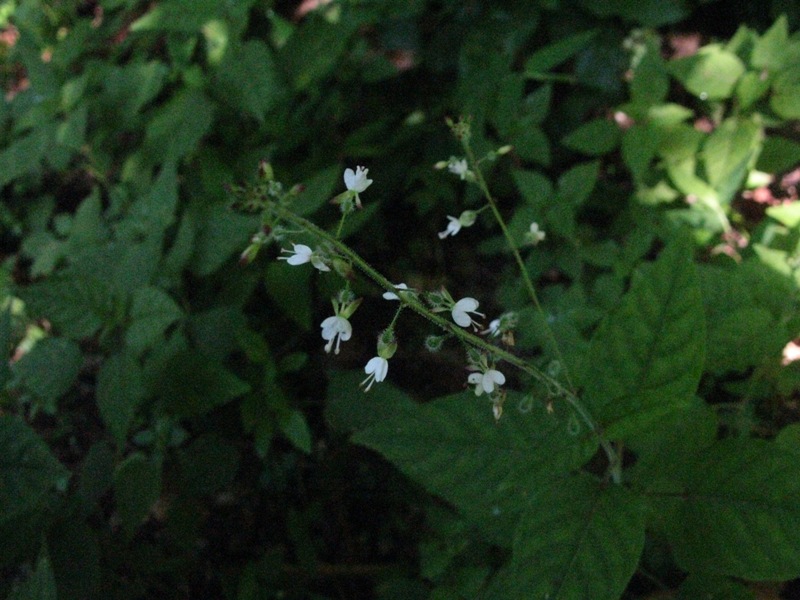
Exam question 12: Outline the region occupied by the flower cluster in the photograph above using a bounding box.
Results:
[271,165,511,413]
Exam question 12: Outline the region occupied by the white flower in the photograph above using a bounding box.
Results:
[438,215,461,239]
[438,210,477,239]
[344,166,373,193]
[526,222,546,245]
[451,297,484,329]
[467,369,506,396]
[448,158,469,180]
[361,356,389,391]
[483,318,501,336]
[320,315,352,355]
[383,283,410,300]
[278,243,330,272]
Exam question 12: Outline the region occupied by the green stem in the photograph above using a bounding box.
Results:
[462,143,577,394]
[269,199,621,483]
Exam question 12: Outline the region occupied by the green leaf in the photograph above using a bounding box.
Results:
[7,548,57,600]
[486,476,645,600]
[561,119,621,155]
[583,238,706,438]
[757,135,800,174]
[215,41,285,121]
[19,274,116,339]
[156,351,251,417]
[12,338,83,412]
[114,452,162,538]
[702,117,761,204]
[96,351,146,448]
[677,573,755,600]
[281,15,355,90]
[280,410,312,454]
[630,38,669,105]
[125,286,183,354]
[751,16,790,71]
[264,261,312,330]
[659,439,800,580]
[130,0,254,32]
[190,203,259,276]
[0,123,56,187]
[0,416,68,523]
[353,391,595,545]
[524,29,598,75]
[512,169,553,208]
[770,69,800,119]
[143,89,214,163]
[668,45,746,100]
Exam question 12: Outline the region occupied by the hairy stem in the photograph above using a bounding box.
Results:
[268,198,621,483]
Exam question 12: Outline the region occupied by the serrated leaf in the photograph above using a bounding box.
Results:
[561,119,621,155]
[12,337,82,411]
[19,274,116,339]
[659,439,800,579]
[126,286,183,354]
[583,238,706,438]
[114,452,162,538]
[353,391,596,545]
[97,351,145,448]
[485,476,645,600]
[0,416,68,523]
[668,45,745,100]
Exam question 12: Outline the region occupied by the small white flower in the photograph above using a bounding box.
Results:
[320,315,352,355]
[483,318,501,337]
[448,158,469,180]
[278,243,330,272]
[383,283,410,301]
[438,210,477,240]
[527,222,546,245]
[467,369,506,396]
[344,166,373,193]
[361,356,389,391]
[451,297,484,329]
[438,215,461,239]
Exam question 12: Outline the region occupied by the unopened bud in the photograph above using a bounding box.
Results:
[377,329,398,359]
[424,335,445,352]
[258,159,274,182]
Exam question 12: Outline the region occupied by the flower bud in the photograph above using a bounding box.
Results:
[377,329,398,359]
[458,210,477,227]
[424,335,445,352]
[332,258,355,280]
[258,159,274,182]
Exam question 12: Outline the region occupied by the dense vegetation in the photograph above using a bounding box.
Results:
[2,1,800,598]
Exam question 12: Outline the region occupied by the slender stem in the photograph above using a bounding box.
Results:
[463,143,577,394]
[269,199,621,482]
